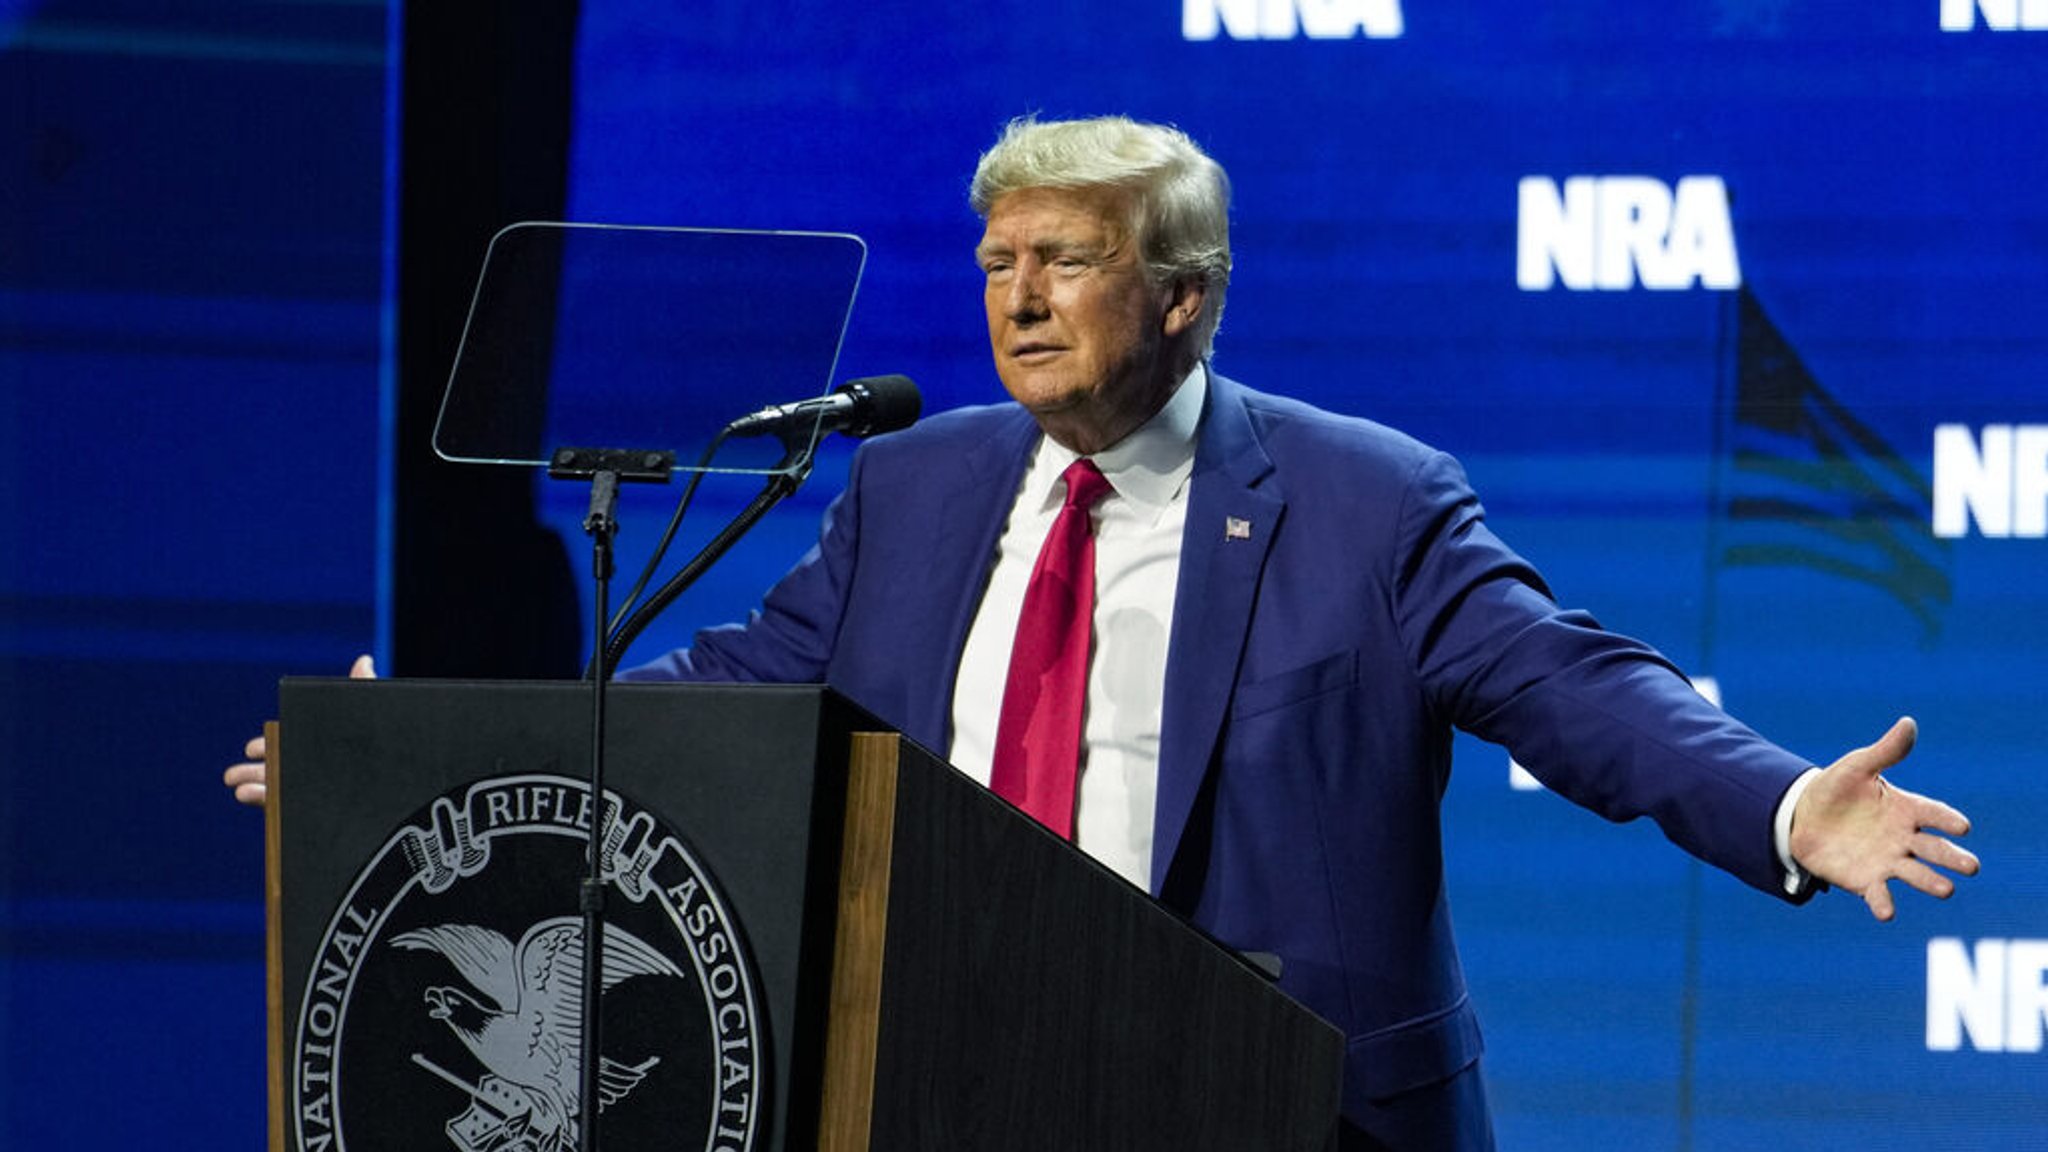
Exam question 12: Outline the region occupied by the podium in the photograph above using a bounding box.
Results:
[265,680,1342,1151]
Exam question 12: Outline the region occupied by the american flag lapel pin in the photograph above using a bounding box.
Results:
[1224,516,1252,540]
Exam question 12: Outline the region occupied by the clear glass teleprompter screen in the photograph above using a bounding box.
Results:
[433,222,867,476]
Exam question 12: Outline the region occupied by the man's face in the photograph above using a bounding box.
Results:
[977,186,1198,454]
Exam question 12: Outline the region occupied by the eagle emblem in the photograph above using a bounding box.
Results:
[392,916,684,1152]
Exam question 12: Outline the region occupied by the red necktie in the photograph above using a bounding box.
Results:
[989,458,1112,839]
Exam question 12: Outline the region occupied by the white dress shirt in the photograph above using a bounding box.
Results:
[948,368,1205,888]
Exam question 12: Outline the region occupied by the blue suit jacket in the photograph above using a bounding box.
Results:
[627,374,1811,1147]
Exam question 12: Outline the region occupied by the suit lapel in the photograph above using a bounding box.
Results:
[1151,375,1281,896]
[902,407,1040,753]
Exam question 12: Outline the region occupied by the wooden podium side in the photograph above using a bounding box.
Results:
[816,731,1341,1151]
[817,733,900,1152]
[263,721,285,1152]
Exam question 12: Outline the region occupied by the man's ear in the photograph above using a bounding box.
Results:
[1161,277,1206,339]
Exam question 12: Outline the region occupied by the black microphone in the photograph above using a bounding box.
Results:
[726,374,921,441]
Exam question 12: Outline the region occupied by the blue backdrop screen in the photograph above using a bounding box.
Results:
[2,3,387,1146]
[4,3,2042,1149]
[563,4,2046,1148]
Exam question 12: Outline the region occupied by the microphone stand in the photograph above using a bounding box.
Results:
[548,439,814,1152]
[602,442,814,673]
[546,445,673,1152]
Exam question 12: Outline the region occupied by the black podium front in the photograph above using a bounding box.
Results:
[265,680,1341,1151]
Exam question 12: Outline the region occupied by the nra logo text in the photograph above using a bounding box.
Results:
[1932,425,2048,538]
[1183,0,1404,40]
[1928,938,2048,1052]
[1942,0,2048,30]
[1517,176,1741,292]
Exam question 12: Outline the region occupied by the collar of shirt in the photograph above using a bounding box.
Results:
[1022,364,1206,522]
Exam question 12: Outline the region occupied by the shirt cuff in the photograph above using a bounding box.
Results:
[1774,767,1825,897]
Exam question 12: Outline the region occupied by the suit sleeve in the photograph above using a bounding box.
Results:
[1390,450,1811,897]
[616,447,869,685]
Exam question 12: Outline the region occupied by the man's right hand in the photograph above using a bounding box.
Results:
[223,654,376,807]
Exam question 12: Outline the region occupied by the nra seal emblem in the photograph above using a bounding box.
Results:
[292,774,764,1152]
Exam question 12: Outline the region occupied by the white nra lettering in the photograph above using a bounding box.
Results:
[1933,424,2048,539]
[1941,0,2048,31]
[1517,176,1741,292]
[1927,937,2048,1052]
[1182,0,1404,40]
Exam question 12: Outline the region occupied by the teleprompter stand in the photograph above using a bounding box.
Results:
[265,680,1343,1151]
[547,444,672,1152]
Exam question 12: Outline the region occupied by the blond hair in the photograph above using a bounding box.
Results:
[971,116,1232,362]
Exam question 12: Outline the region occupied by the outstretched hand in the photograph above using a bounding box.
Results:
[222,654,377,807]
[1790,717,1979,921]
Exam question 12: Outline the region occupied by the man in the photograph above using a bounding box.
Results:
[231,116,1976,1149]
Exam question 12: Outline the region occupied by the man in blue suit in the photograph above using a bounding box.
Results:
[618,115,1978,1148]
[232,116,1978,1149]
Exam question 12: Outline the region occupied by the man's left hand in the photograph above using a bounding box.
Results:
[1790,717,1980,921]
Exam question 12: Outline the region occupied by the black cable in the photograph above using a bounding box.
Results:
[599,433,727,661]
[601,448,813,674]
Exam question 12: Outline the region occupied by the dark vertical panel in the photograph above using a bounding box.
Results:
[391,2,580,678]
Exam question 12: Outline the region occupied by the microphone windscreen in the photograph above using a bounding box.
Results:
[845,374,921,437]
